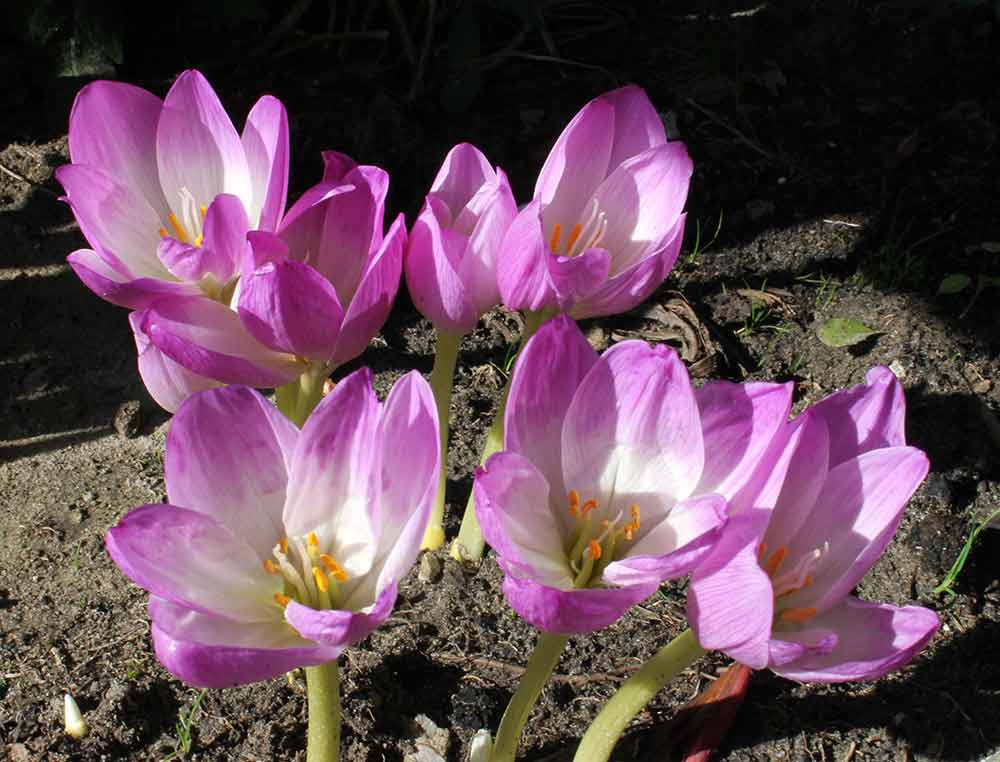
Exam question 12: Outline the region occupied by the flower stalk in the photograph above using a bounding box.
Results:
[490,632,569,762]
[451,309,552,561]
[276,363,329,427]
[306,660,341,762]
[422,329,462,549]
[573,628,705,762]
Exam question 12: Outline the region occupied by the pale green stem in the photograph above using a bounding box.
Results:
[491,632,569,762]
[452,310,555,561]
[306,660,341,762]
[572,629,705,762]
[422,329,462,550]
[276,363,330,428]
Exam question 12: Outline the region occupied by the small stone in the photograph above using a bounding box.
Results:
[418,553,442,583]
[584,324,609,352]
[973,379,992,395]
[113,400,142,439]
[888,360,906,380]
[6,743,32,762]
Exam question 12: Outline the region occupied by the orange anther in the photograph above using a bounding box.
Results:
[199,205,207,218]
[319,554,349,582]
[568,489,581,517]
[312,567,329,593]
[565,223,583,254]
[581,499,598,516]
[549,223,563,253]
[757,542,767,559]
[158,226,168,238]
[779,607,817,623]
[273,593,292,608]
[167,213,189,244]
[587,540,603,561]
[263,559,279,574]
[763,547,787,575]
[278,537,289,554]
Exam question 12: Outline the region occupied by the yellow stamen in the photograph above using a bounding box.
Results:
[307,531,320,548]
[199,205,207,218]
[763,547,787,575]
[581,499,598,517]
[586,540,602,561]
[158,226,168,238]
[568,489,581,517]
[167,213,189,244]
[194,234,203,248]
[622,503,641,540]
[262,559,279,574]
[777,575,814,598]
[273,593,292,608]
[549,223,563,253]
[279,537,288,554]
[312,567,330,593]
[565,223,583,254]
[779,607,817,623]
[319,554,349,582]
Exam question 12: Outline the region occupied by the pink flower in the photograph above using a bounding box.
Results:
[687,367,939,682]
[106,370,439,688]
[404,143,516,335]
[497,85,692,318]
[473,316,792,634]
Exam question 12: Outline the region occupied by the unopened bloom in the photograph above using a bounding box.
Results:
[236,152,407,370]
[497,85,692,319]
[474,317,792,634]
[688,367,939,682]
[106,370,439,688]
[405,143,516,335]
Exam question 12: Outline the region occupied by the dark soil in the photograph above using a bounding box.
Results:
[2,2,999,761]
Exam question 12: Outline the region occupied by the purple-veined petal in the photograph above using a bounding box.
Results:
[140,296,302,387]
[157,70,252,218]
[474,451,573,588]
[245,230,290,272]
[238,259,345,358]
[149,597,335,688]
[592,142,693,270]
[285,368,380,576]
[458,168,517,315]
[106,503,280,621]
[199,193,250,282]
[534,97,614,231]
[284,582,397,650]
[430,142,494,215]
[780,447,929,613]
[562,340,704,507]
[771,597,938,683]
[241,95,289,231]
[404,196,477,334]
[130,311,222,411]
[322,151,357,183]
[501,573,657,635]
[601,84,668,169]
[768,629,838,668]
[546,247,611,311]
[810,366,908,467]
[165,385,298,558]
[568,215,685,319]
[69,249,200,310]
[688,512,775,669]
[496,201,558,312]
[67,80,169,219]
[695,380,794,500]
[57,164,169,280]
[368,371,440,602]
[349,165,390,250]
[604,493,727,585]
[505,315,598,510]
[329,215,405,368]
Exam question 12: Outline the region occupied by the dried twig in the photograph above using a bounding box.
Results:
[683,97,784,164]
[0,161,59,198]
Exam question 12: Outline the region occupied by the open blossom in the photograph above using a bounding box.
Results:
[105,370,439,688]
[473,316,793,634]
[404,143,516,335]
[688,367,939,682]
[235,152,407,369]
[497,85,692,319]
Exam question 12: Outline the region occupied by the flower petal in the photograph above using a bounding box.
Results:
[501,573,657,635]
[157,70,252,216]
[604,493,727,585]
[149,597,335,688]
[130,311,222,411]
[241,95,289,231]
[322,151,357,183]
[429,142,494,216]
[199,193,250,282]
[284,582,397,650]
[809,366,908,467]
[459,168,516,316]
[238,259,345,358]
[546,247,611,311]
[771,597,938,683]
[67,79,169,218]
[474,451,573,588]
[562,340,704,506]
[165,385,298,557]
[140,296,302,386]
[505,315,598,506]
[496,201,558,312]
[602,85,668,169]
[768,629,838,668]
[106,504,280,621]
[329,214,405,368]
[69,248,200,309]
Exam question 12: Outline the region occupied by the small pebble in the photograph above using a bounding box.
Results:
[418,553,442,583]
[113,400,142,439]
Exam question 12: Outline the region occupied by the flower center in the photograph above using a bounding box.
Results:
[565,489,640,588]
[158,187,207,248]
[263,531,350,611]
[548,198,608,258]
[758,541,829,624]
